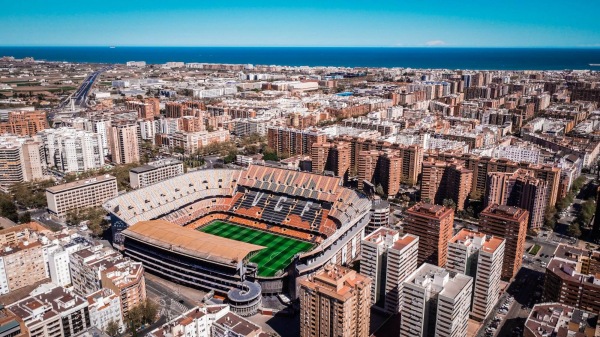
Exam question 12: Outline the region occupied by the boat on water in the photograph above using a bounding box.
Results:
[109,46,116,49]
[590,63,600,66]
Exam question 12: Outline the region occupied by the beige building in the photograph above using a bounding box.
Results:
[45,174,118,217]
[400,264,473,337]
[0,239,47,294]
[108,123,140,164]
[0,135,44,187]
[100,258,146,319]
[361,228,418,314]
[129,159,184,189]
[447,229,505,321]
[299,265,371,337]
[420,158,473,211]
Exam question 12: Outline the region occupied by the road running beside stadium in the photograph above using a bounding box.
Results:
[199,221,313,277]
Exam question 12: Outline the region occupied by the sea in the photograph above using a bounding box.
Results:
[1,47,600,70]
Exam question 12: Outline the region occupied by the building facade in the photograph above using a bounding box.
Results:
[361,228,418,314]
[129,160,184,189]
[45,175,118,217]
[299,265,371,337]
[478,204,529,280]
[403,203,454,267]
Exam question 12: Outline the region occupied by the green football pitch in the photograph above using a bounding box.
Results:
[198,221,313,277]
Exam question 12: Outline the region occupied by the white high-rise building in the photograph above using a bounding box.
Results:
[48,248,72,287]
[87,288,124,333]
[447,229,505,321]
[361,228,418,314]
[38,127,103,173]
[401,264,473,337]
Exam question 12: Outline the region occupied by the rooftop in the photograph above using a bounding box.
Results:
[46,174,116,193]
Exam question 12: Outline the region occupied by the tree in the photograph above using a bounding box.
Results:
[0,194,18,223]
[567,222,582,238]
[544,206,557,230]
[443,198,456,210]
[578,199,596,226]
[375,184,385,196]
[66,207,109,237]
[141,300,159,324]
[127,305,144,334]
[18,212,31,224]
[105,320,120,337]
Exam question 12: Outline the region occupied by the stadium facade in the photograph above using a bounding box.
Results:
[103,165,371,315]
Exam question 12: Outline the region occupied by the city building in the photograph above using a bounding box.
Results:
[0,110,48,136]
[45,175,118,217]
[311,142,351,179]
[403,203,454,267]
[420,159,473,211]
[0,238,47,294]
[400,263,473,337]
[48,248,72,287]
[543,244,600,313]
[299,265,371,337]
[357,150,401,196]
[38,128,103,173]
[86,288,124,333]
[478,204,529,280]
[447,229,505,321]
[524,303,598,337]
[148,305,230,337]
[129,159,184,189]
[100,258,146,319]
[267,127,326,158]
[0,305,27,337]
[8,286,91,337]
[211,311,269,337]
[0,135,44,187]
[361,228,418,314]
[108,123,140,164]
[486,169,547,230]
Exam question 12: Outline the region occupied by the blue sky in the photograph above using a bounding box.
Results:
[2,0,600,47]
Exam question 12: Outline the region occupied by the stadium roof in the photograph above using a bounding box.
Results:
[122,220,265,265]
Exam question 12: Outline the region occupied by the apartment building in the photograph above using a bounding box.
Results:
[167,129,230,154]
[0,305,27,337]
[478,204,529,280]
[148,305,230,337]
[45,175,118,217]
[86,288,123,333]
[108,124,140,164]
[48,248,72,287]
[360,150,402,197]
[8,286,91,337]
[524,303,598,337]
[447,229,505,321]
[211,311,268,337]
[0,110,48,136]
[267,127,327,158]
[100,259,146,319]
[336,136,423,185]
[427,153,560,208]
[361,228,418,314]
[0,239,47,294]
[38,128,103,173]
[420,158,473,211]
[543,244,600,313]
[0,135,44,186]
[400,264,473,337]
[486,169,547,229]
[311,141,351,179]
[403,203,454,267]
[129,159,184,189]
[299,265,371,337]
[70,245,121,297]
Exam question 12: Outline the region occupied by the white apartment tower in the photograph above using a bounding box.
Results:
[38,127,103,173]
[361,228,418,314]
[447,229,505,321]
[401,264,473,337]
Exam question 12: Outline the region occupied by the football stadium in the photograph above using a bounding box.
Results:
[104,165,371,315]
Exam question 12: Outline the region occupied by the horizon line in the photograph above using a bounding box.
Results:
[2,45,600,49]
